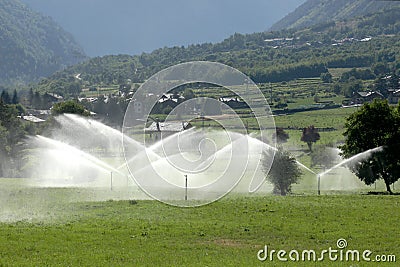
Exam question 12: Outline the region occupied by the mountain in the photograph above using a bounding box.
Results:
[20,0,305,57]
[269,0,400,31]
[0,0,87,86]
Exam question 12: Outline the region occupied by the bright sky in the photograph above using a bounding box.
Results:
[21,0,306,56]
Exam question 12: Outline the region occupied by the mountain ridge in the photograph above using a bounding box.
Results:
[269,0,400,31]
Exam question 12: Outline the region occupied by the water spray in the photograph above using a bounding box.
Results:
[315,146,384,195]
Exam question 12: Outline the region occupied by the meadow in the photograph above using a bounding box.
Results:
[0,185,398,266]
[2,75,396,266]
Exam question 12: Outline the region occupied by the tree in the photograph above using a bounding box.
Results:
[372,62,390,76]
[32,91,42,109]
[1,90,11,104]
[52,100,90,116]
[93,95,107,115]
[341,100,400,194]
[183,88,195,100]
[11,89,18,104]
[67,82,82,97]
[341,78,363,98]
[0,124,9,177]
[272,128,289,144]
[0,101,26,177]
[320,72,333,83]
[262,147,302,196]
[301,125,320,152]
[105,97,125,125]
[311,145,337,170]
[28,88,34,106]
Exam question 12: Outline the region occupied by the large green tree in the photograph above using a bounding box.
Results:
[263,147,302,196]
[341,100,400,194]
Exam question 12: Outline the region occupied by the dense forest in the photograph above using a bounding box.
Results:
[0,0,87,86]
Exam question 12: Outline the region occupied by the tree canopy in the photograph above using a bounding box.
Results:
[263,147,302,196]
[301,125,320,152]
[341,100,400,194]
[51,100,90,116]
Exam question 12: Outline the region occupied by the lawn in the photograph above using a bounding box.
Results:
[0,187,398,266]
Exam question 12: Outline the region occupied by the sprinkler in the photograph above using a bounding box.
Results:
[184,175,188,201]
[318,175,321,195]
[110,171,113,191]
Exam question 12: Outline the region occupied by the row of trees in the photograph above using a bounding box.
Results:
[274,126,320,152]
[0,89,19,104]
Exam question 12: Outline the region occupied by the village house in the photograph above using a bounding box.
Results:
[219,97,249,109]
[351,91,384,105]
[388,89,400,104]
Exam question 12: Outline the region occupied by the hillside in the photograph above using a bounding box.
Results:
[33,6,400,97]
[270,0,400,31]
[0,0,86,86]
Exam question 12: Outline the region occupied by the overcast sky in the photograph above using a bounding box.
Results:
[21,0,305,57]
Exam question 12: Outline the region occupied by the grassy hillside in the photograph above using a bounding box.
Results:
[270,0,400,31]
[0,0,87,86]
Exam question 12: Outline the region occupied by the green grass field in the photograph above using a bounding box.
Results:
[2,75,396,266]
[0,188,398,266]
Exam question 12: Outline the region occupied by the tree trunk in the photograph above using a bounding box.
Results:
[280,188,286,196]
[385,180,393,195]
[307,142,312,152]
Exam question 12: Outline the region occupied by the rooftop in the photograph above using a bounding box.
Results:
[145,121,192,132]
[18,115,45,123]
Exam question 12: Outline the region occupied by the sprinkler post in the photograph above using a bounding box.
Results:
[184,175,188,201]
[318,175,321,195]
[110,171,113,191]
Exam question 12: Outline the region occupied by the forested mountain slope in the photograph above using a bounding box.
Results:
[0,0,87,86]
